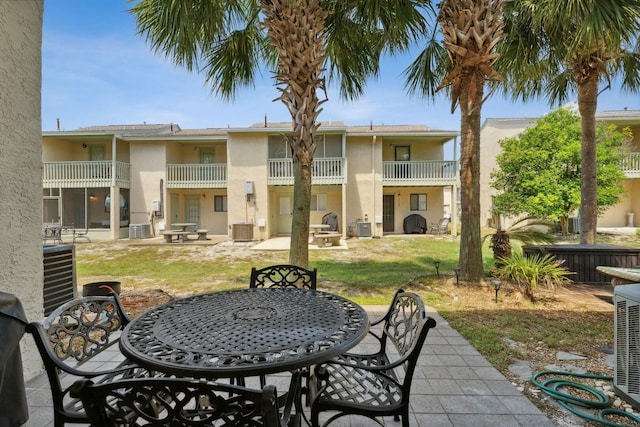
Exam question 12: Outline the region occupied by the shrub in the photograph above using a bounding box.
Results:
[492,251,573,301]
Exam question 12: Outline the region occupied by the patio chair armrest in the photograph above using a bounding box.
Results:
[26,322,148,378]
[315,351,411,375]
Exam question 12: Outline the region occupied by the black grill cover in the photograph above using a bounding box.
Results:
[403,214,427,234]
[0,292,29,427]
[322,212,339,232]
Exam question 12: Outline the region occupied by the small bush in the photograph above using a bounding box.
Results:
[492,251,573,301]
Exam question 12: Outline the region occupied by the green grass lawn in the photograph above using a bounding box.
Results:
[77,236,488,304]
[75,233,623,373]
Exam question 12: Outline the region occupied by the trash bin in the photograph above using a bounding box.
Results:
[82,281,121,297]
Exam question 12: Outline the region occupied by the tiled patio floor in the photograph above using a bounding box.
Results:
[22,304,552,427]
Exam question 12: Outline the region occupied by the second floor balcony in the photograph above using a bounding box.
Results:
[166,163,227,188]
[268,158,347,185]
[43,161,130,188]
[622,152,640,178]
[383,160,458,186]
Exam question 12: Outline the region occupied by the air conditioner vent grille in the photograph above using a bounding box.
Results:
[630,304,640,394]
[614,284,640,409]
[617,300,628,387]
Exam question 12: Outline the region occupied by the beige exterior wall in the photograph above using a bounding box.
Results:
[383,187,445,233]
[381,138,443,160]
[227,132,269,238]
[130,142,166,229]
[479,118,536,228]
[345,136,383,236]
[599,122,640,227]
[0,0,44,380]
[310,186,343,228]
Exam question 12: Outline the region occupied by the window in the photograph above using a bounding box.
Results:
[200,147,215,164]
[214,195,227,212]
[395,146,410,161]
[311,193,327,211]
[410,194,427,211]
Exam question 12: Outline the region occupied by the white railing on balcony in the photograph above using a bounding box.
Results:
[383,160,458,186]
[268,157,346,185]
[622,152,640,178]
[166,164,227,188]
[43,161,130,188]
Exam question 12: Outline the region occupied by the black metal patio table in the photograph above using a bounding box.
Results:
[119,288,369,379]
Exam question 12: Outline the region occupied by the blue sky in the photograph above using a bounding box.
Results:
[42,0,639,134]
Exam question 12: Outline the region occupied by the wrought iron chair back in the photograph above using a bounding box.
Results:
[71,377,289,427]
[26,293,150,427]
[310,290,437,427]
[250,264,317,290]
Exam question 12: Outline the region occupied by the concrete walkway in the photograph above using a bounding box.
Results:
[22,305,552,426]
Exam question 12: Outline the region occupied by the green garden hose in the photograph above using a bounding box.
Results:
[531,370,640,427]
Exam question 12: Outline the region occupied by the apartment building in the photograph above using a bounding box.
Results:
[479,109,640,230]
[42,122,460,241]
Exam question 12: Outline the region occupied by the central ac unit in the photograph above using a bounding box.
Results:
[614,284,640,409]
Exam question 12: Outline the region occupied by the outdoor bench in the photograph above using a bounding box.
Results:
[195,229,209,240]
[162,230,191,243]
[314,233,341,247]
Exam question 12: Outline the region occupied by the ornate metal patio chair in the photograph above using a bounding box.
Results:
[428,217,450,235]
[248,264,317,399]
[26,293,153,427]
[250,264,317,290]
[71,374,301,427]
[309,290,437,427]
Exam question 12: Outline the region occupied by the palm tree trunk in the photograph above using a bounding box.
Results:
[577,71,599,244]
[458,72,485,281]
[290,160,312,267]
[261,0,327,268]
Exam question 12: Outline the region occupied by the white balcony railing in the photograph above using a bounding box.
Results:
[43,161,130,188]
[382,160,458,186]
[268,158,347,185]
[622,152,640,178]
[166,164,227,188]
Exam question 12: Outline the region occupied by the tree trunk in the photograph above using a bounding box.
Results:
[260,0,327,268]
[577,71,599,244]
[289,161,312,267]
[458,72,485,281]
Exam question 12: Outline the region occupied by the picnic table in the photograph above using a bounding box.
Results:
[171,223,197,231]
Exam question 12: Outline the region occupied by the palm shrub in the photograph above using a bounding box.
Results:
[483,217,556,267]
[492,251,573,302]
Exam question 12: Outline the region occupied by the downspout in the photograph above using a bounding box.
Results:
[110,134,118,240]
[372,135,376,236]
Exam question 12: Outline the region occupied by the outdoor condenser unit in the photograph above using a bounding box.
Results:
[614,283,640,408]
[43,244,77,316]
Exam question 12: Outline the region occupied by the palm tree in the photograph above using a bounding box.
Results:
[496,0,640,245]
[130,0,430,267]
[405,0,506,281]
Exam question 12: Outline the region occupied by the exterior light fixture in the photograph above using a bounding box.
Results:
[434,261,440,276]
[453,267,460,287]
[492,279,502,303]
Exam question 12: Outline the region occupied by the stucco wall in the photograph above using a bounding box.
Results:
[130,142,166,229]
[0,0,44,380]
[345,136,383,236]
[479,118,536,228]
[227,132,269,237]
